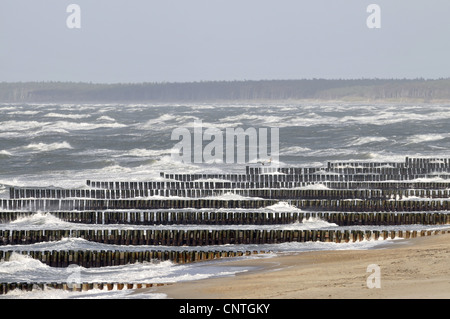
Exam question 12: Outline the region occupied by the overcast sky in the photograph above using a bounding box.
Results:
[1,0,449,83]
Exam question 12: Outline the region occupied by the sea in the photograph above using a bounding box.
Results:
[0,101,449,299]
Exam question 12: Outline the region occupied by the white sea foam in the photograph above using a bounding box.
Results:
[7,110,40,116]
[203,192,264,200]
[189,104,216,110]
[362,153,414,163]
[44,113,91,119]
[265,201,302,213]
[0,252,249,296]
[280,146,311,156]
[23,142,73,152]
[0,159,181,190]
[140,114,199,130]
[349,136,389,146]
[305,148,361,158]
[46,155,208,185]
[0,254,50,281]
[0,120,45,132]
[210,104,450,129]
[1,287,167,299]
[48,121,127,131]
[96,116,116,122]
[220,114,268,124]
[0,176,87,191]
[32,127,70,136]
[127,148,174,157]
[294,184,330,190]
[406,133,449,144]
[0,119,126,138]
[6,212,70,229]
[266,237,399,253]
[0,106,17,111]
[0,150,12,156]
[194,178,231,183]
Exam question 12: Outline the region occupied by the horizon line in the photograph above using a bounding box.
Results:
[1,77,450,86]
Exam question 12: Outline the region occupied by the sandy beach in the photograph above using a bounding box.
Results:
[152,232,450,299]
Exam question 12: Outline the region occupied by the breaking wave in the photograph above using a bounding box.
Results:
[23,142,73,152]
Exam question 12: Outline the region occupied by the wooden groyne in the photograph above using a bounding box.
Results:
[85,181,450,191]
[0,249,265,268]
[0,282,170,295]
[9,187,450,200]
[1,198,449,212]
[0,211,449,226]
[1,230,449,296]
[1,228,449,247]
[0,230,448,268]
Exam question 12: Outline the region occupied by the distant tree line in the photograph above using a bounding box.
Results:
[1,79,450,103]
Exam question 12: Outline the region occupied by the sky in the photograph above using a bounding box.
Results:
[1,0,449,83]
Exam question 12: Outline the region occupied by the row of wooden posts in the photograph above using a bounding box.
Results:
[1,228,449,247]
[256,157,450,173]
[0,230,448,269]
[247,158,450,174]
[0,211,449,226]
[0,249,265,268]
[1,198,450,212]
[156,172,450,183]
[254,166,450,175]
[1,230,449,295]
[86,180,450,190]
[9,187,450,200]
[164,172,450,182]
[0,282,169,295]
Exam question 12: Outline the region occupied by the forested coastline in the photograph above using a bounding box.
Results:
[1,79,450,103]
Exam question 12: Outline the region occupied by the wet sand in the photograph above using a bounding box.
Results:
[151,233,450,299]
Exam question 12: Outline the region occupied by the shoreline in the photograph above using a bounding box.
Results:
[149,233,450,299]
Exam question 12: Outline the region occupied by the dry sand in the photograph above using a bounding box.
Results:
[152,233,450,299]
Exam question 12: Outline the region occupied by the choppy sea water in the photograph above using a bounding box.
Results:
[0,102,449,299]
